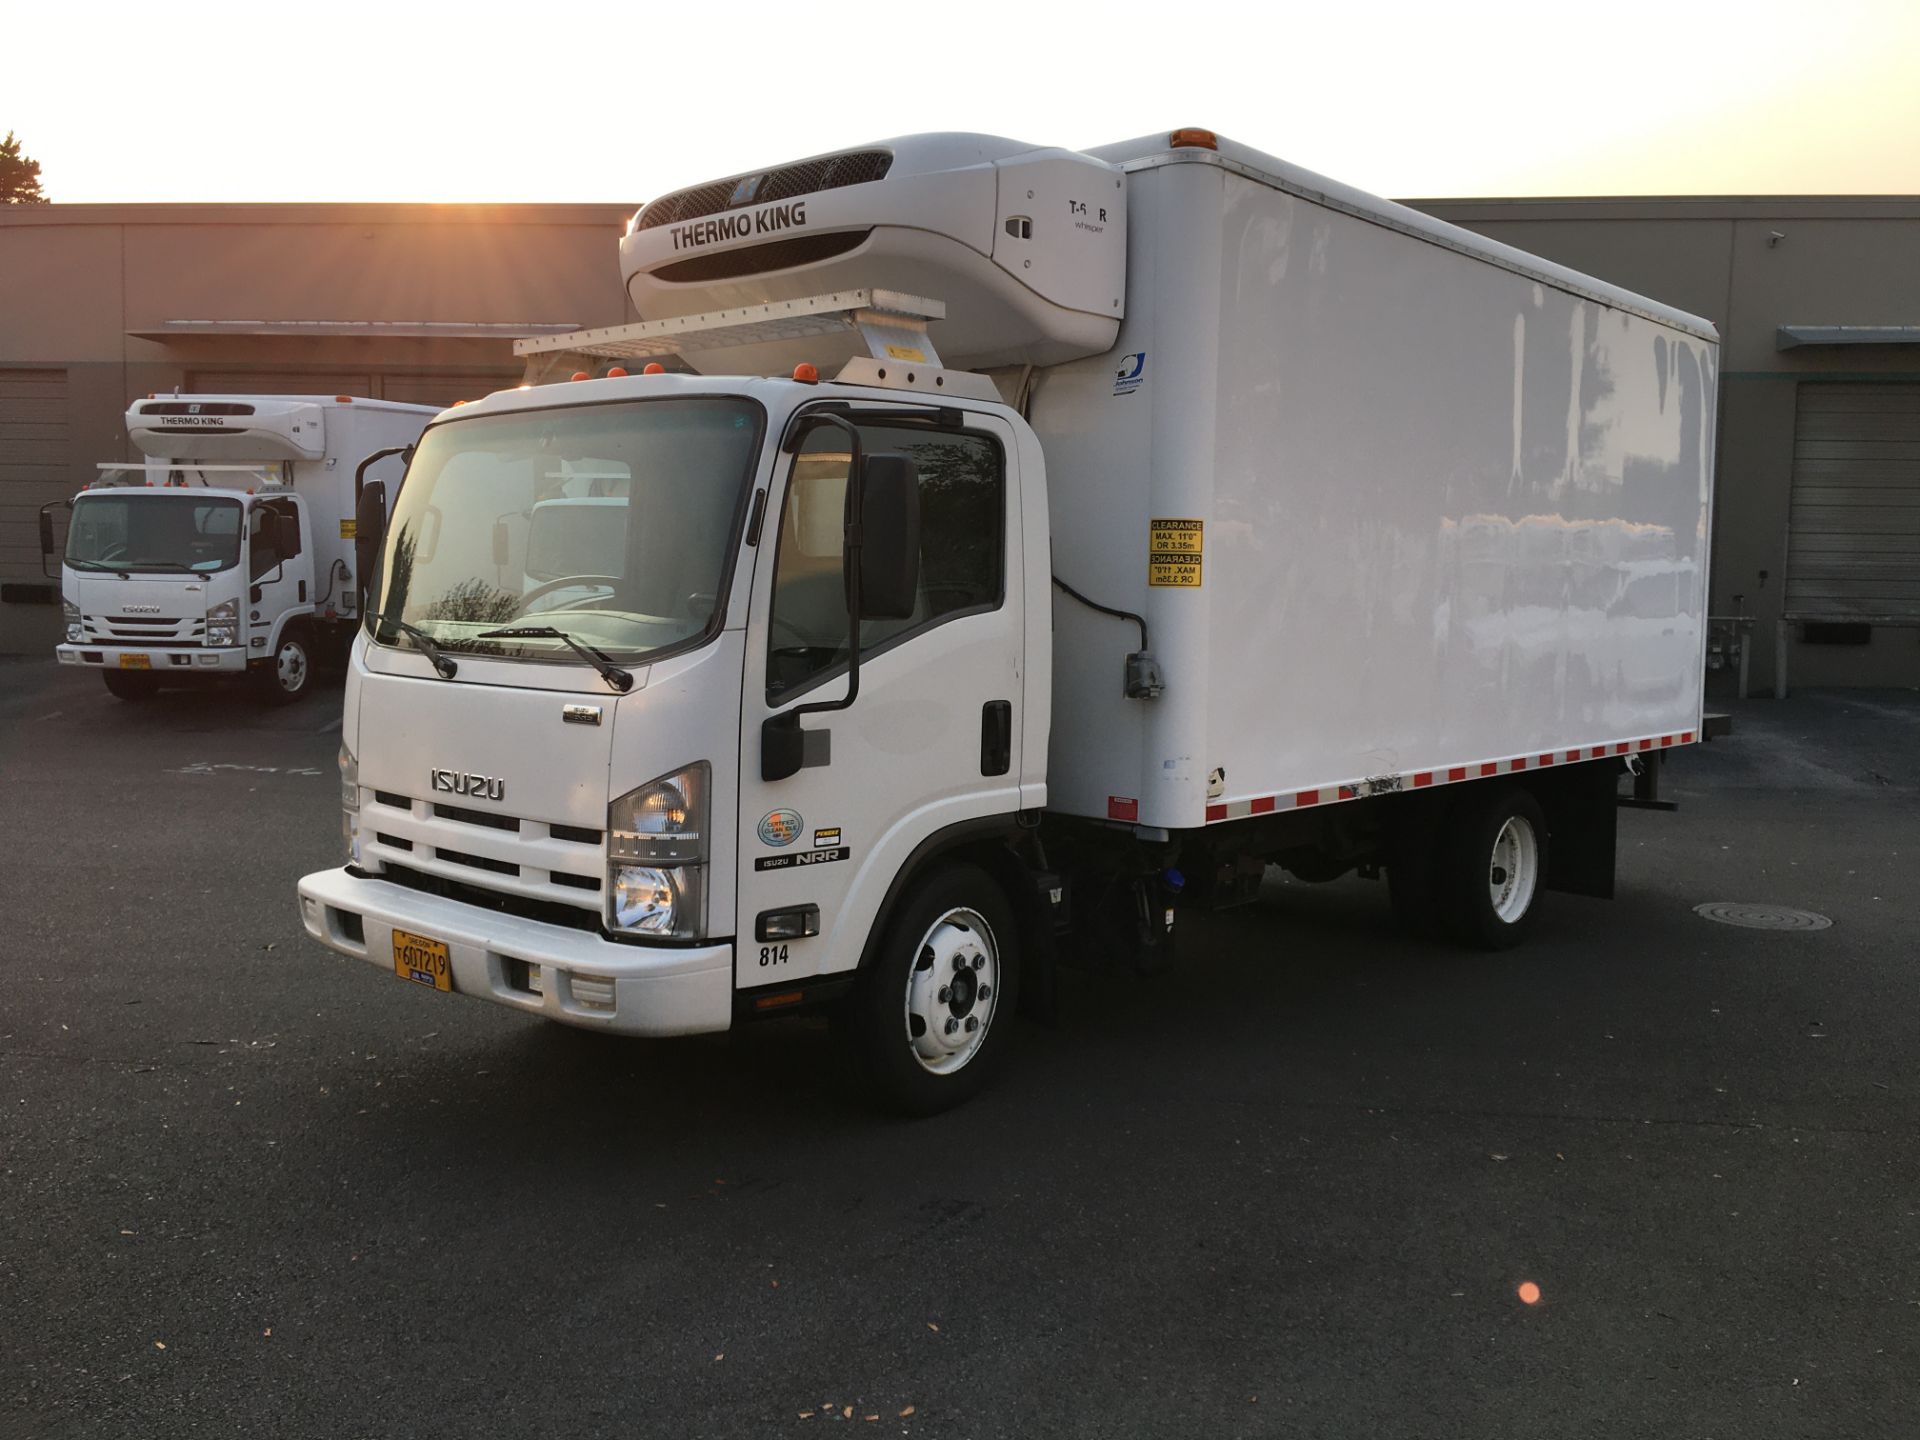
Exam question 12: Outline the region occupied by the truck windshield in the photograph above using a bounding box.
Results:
[65,493,243,573]
[369,396,762,666]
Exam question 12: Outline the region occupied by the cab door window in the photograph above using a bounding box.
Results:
[766,420,1003,700]
[250,499,301,581]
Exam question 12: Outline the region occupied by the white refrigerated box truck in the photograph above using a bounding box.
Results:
[48,396,436,702]
[297,130,1717,1112]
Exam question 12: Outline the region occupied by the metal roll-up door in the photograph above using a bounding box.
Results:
[1785,383,1920,621]
[0,369,70,592]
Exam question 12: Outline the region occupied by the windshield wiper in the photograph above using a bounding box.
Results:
[67,559,129,575]
[478,625,633,692]
[124,560,196,572]
[374,614,458,679]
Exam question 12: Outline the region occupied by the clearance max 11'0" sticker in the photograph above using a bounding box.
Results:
[1149,518,1203,587]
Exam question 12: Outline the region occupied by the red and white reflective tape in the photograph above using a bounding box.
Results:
[1203,728,1697,824]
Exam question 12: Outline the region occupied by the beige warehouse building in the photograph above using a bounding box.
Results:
[3,190,1917,692]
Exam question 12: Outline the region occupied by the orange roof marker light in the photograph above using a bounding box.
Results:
[1169,127,1218,150]
[643,362,667,375]
[335,395,355,403]
[793,363,819,384]
[1517,1282,1542,1306]
[570,371,590,382]
[607,366,630,377]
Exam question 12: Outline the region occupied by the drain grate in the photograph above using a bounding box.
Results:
[1693,902,1833,932]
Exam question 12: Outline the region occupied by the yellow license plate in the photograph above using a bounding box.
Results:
[118,653,151,670]
[392,929,453,992]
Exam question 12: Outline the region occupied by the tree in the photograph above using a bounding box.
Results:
[2,131,48,204]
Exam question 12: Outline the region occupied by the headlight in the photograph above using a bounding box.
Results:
[607,762,709,938]
[339,743,362,865]
[206,598,239,648]
[62,599,81,644]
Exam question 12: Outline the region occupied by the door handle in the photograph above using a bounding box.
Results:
[980,700,1012,777]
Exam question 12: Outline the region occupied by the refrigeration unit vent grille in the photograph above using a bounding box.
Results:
[635,150,893,231]
[653,231,871,284]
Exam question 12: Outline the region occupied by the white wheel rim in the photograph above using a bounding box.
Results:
[278,642,308,693]
[902,906,999,1075]
[1488,815,1539,923]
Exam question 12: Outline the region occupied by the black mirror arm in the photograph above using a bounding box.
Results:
[354,444,413,504]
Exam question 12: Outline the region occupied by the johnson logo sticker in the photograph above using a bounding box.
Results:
[757,809,803,847]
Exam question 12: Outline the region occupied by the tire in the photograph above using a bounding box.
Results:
[1436,785,1549,950]
[847,862,1020,1116]
[102,670,159,702]
[256,627,313,706]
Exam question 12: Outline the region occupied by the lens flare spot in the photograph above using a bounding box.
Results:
[1518,1281,1542,1305]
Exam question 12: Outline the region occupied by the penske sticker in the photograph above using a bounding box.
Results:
[1149,518,1203,587]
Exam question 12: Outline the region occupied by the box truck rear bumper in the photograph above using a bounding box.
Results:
[296,866,733,1036]
[57,643,246,672]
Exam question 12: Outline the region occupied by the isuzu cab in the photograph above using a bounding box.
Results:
[297,130,1717,1111]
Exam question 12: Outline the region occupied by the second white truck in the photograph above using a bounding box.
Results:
[47,395,436,702]
[298,130,1717,1112]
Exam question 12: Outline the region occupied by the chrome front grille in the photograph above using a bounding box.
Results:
[82,614,205,644]
[360,791,604,911]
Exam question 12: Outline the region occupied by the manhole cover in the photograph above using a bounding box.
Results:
[1693,903,1833,932]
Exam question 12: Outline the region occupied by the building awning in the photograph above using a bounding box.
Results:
[1776,325,1920,350]
[127,319,586,341]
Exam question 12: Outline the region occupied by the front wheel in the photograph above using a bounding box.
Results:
[256,628,313,706]
[847,863,1020,1116]
[1438,786,1549,950]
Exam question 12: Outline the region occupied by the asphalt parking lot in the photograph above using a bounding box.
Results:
[3,657,1916,1439]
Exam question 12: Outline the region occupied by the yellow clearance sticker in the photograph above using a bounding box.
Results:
[1149,518,1204,587]
[340,519,357,539]
[884,344,927,362]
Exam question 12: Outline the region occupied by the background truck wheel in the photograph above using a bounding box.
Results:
[257,627,313,705]
[101,671,158,702]
[1438,786,1549,950]
[848,862,1020,1116]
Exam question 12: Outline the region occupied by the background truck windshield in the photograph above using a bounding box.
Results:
[65,493,243,573]
[370,396,762,664]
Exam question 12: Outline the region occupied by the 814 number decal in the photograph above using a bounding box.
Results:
[757,944,790,967]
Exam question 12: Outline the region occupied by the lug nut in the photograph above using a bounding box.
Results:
[952,955,967,973]
[944,1018,959,1035]
[971,955,985,971]
[978,985,990,1001]
[937,985,951,1003]
[965,1016,978,1033]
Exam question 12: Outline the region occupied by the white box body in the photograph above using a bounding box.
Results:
[1033,141,1718,831]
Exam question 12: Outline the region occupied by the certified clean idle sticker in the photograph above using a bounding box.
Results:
[757,809,803,847]
[1149,518,1203,587]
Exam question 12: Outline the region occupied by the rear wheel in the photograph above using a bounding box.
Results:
[1438,786,1548,950]
[848,862,1020,1116]
[102,671,158,702]
[256,627,313,706]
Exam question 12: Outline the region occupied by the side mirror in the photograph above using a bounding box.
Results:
[38,510,55,557]
[274,512,300,558]
[855,452,920,620]
[355,481,388,597]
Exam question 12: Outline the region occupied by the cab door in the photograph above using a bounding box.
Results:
[247,496,309,645]
[735,408,1026,987]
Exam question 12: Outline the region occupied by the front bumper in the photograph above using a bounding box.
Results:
[57,643,246,673]
[296,866,733,1036]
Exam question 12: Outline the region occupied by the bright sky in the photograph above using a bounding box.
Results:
[11,0,1920,204]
